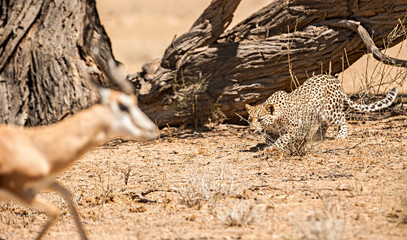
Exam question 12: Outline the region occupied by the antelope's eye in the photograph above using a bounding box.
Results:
[118,102,130,113]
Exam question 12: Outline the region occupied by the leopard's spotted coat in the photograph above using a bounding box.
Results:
[245,75,398,151]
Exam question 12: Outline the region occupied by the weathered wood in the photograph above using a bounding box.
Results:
[161,0,240,70]
[327,19,407,67]
[0,0,118,126]
[1,0,406,127]
[130,0,407,126]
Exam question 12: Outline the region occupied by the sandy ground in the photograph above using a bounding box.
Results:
[1,1,407,239]
[1,118,407,239]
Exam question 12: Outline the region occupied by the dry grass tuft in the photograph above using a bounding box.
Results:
[212,199,260,227]
[292,202,344,240]
[174,161,238,209]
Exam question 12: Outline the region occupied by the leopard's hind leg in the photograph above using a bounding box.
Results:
[336,114,347,138]
[313,122,329,141]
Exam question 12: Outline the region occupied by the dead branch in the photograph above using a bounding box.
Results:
[326,19,407,67]
[318,140,366,155]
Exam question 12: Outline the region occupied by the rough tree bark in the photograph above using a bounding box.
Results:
[129,0,407,126]
[0,0,406,127]
[0,0,119,126]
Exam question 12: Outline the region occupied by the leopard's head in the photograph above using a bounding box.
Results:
[246,91,288,135]
[245,104,262,134]
[245,103,277,134]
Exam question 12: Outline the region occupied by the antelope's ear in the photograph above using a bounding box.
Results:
[115,61,126,78]
[245,104,252,110]
[98,88,110,104]
[88,74,106,101]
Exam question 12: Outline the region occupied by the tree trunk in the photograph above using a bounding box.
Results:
[129,0,407,127]
[0,0,117,126]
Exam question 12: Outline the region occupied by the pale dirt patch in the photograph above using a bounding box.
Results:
[1,117,406,239]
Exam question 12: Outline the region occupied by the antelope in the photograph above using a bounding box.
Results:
[0,47,158,240]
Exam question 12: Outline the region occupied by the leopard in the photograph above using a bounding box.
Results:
[245,74,398,152]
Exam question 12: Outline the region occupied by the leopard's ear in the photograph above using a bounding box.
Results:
[268,104,274,114]
[245,104,252,110]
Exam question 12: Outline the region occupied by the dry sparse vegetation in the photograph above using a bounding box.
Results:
[1,1,407,239]
[1,115,407,239]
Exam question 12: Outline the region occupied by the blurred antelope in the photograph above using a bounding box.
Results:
[0,47,158,240]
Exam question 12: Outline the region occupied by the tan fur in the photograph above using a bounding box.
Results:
[0,89,157,240]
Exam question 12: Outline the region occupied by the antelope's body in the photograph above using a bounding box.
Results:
[0,48,158,240]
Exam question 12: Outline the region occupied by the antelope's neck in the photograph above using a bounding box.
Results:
[32,105,114,173]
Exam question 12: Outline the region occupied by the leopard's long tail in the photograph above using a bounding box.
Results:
[343,88,398,112]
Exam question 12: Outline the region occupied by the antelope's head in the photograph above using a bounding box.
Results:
[93,47,158,141]
[99,88,158,140]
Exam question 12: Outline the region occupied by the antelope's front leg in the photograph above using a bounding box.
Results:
[50,181,88,240]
